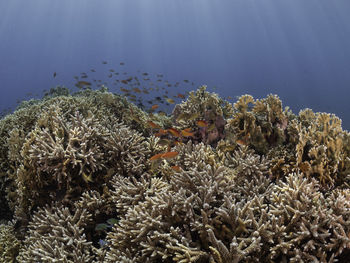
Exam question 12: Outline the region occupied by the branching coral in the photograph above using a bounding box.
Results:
[103,122,151,177]
[225,94,295,155]
[16,203,95,262]
[171,85,233,146]
[11,105,109,224]
[294,110,350,188]
[1,86,350,262]
[0,221,21,263]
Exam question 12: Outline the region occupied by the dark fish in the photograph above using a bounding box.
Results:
[91,69,96,72]
[120,62,125,65]
[102,61,108,64]
[53,72,57,78]
[75,81,91,88]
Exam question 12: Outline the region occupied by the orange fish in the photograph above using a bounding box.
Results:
[181,129,194,137]
[151,104,159,110]
[177,93,185,99]
[147,121,160,129]
[159,129,167,135]
[236,139,247,146]
[149,153,164,161]
[167,128,181,137]
[196,120,208,127]
[171,165,181,172]
[161,151,179,159]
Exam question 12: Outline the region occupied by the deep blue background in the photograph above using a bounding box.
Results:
[1,0,350,129]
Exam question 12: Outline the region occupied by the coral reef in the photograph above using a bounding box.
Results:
[16,203,94,262]
[0,86,350,262]
[0,221,21,263]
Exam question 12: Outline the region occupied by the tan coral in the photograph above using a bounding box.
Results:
[17,203,95,263]
[0,221,21,263]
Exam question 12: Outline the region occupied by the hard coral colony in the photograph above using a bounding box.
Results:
[0,85,350,262]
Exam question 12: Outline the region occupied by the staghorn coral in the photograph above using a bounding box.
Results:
[0,221,21,263]
[267,173,350,262]
[16,203,95,263]
[103,122,151,177]
[1,86,350,262]
[105,144,276,263]
[171,85,233,147]
[0,87,150,221]
[11,105,110,225]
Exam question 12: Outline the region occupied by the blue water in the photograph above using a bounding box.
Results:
[1,0,350,130]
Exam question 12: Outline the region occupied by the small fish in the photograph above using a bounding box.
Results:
[102,61,108,64]
[121,80,128,84]
[91,69,96,72]
[120,62,125,65]
[162,151,179,159]
[99,239,107,248]
[142,72,149,76]
[109,69,115,72]
[108,73,113,78]
[107,218,119,225]
[150,153,164,161]
[197,120,208,128]
[132,87,141,93]
[157,139,171,146]
[177,93,185,99]
[75,81,92,88]
[159,129,168,135]
[147,121,160,129]
[236,139,247,146]
[53,72,57,78]
[151,104,159,110]
[120,88,130,93]
[166,98,175,104]
[183,79,189,83]
[167,128,181,137]
[95,223,109,231]
[171,165,181,172]
[181,129,194,137]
